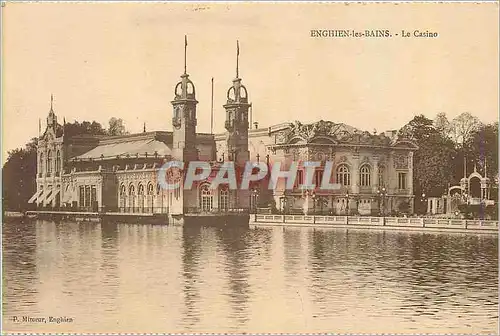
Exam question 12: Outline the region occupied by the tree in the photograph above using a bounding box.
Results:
[449,112,482,148]
[108,117,128,136]
[434,112,452,137]
[398,114,436,141]
[464,122,498,180]
[2,138,37,212]
[399,115,457,213]
[64,120,107,137]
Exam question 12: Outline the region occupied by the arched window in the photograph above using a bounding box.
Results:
[138,184,145,211]
[359,165,371,186]
[378,165,385,187]
[47,150,53,175]
[199,184,213,212]
[56,150,61,174]
[145,183,154,213]
[128,184,136,211]
[119,184,126,210]
[219,186,229,211]
[336,164,350,186]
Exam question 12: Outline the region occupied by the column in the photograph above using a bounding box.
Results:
[351,153,360,194]
[408,152,414,196]
[372,156,379,193]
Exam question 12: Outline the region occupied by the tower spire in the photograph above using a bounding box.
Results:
[50,94,54,111]
[236,40,240,79]
[184,35,188,75]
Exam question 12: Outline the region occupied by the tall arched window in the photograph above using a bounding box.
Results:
[359,165,371,186]
[56,150,61,175]
[47,150,53,175]
[199,184,213,212]
[138,184,145,212]
[119,184,126,210]
[128,184,136,212]
[147,183,154,213]
[378,165,385,187]
[336,164,350,186]
[219,187,229,211]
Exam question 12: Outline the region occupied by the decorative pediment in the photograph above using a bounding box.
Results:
[338,155,348,163]
[392,140,419,149]
[275,119,392,146]
[393,154,409,169]
[360,156,371,165]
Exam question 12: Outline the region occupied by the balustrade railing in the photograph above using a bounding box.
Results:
[184,207,248,214]
[251,214,498,230]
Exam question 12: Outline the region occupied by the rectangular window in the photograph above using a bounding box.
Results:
[79,186,84,207]
[295,170,304,188]
[84,186,91,207]
[398,172,407,190]
[91,186,97,205]
[315,170,323,188]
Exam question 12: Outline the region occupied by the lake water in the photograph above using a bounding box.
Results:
[2,219,498,334]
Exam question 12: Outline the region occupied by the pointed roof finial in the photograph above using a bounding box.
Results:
[184,35,188,75]
[50,94,54,111]
[236,40,240,79]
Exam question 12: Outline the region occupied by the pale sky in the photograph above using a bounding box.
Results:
[2,2,499,163]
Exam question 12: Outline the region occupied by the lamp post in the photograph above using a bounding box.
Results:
[420,192,426,215]
[250,188,259,214]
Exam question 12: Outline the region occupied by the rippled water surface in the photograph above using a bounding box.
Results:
[2,219,498,334]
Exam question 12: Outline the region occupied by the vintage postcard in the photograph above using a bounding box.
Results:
[1,1,498,335]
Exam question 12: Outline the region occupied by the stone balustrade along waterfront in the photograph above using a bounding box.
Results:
[250,214,498,233]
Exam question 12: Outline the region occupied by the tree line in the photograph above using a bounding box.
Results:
[399,112,498,213]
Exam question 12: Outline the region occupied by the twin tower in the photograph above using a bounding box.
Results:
[171,38,250,165]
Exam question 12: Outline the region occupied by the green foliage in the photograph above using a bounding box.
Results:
[401,115,457,199]
[64,120,107,137]
[402,113,498,214]
[2,138,38,211]
[108,117,128,136]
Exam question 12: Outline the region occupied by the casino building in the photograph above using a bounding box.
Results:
[29,40,418,222]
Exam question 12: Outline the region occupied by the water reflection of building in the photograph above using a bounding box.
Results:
[28,39,418,219]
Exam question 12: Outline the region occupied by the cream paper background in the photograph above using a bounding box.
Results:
[2,2,498,162]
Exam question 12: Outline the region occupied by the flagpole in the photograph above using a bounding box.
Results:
[184,35,188,75]
[211,77,214,134]
[236,40,239,78]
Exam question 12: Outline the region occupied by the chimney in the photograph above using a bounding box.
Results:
[254,121,259,129]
